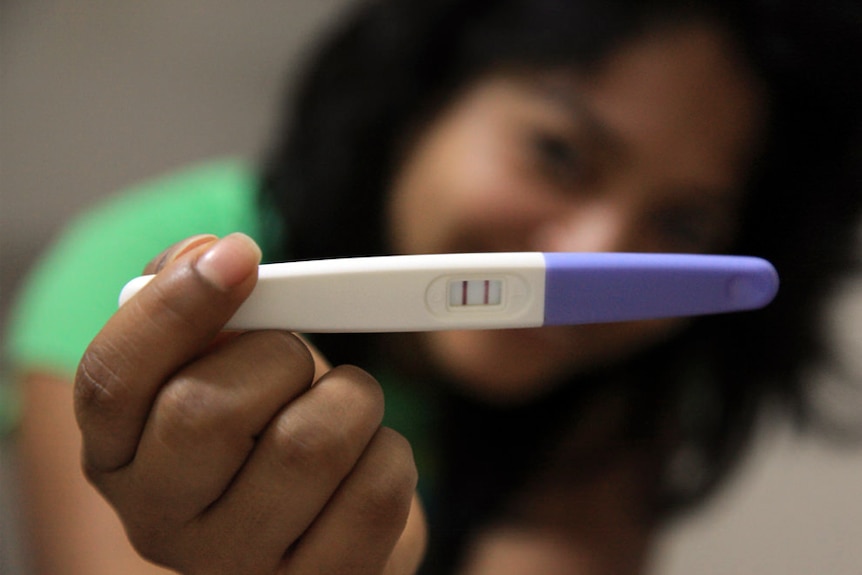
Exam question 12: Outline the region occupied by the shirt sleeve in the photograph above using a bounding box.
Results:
[4,159,262,378]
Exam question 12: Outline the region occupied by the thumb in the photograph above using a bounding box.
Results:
[75,233,262,473]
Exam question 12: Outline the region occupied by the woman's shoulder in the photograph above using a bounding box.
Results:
[5,159,264,377]
[74,159,261,237]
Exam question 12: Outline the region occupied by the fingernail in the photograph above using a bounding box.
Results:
[195,233,262,290]
[156,234,218,272]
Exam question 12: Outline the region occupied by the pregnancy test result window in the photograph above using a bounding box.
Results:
[449,279,503,307]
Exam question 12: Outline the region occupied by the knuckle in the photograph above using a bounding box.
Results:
[125,529,166,565]
[321,364,386,422]
[327,363,381,391]
[74,340,133,420]
[152,375,233,448]
[127,529,206,575]
[263,363,388,478]
[358,429,418,520]
[244,330,317,383]
[267,410,346,475]
[79,456,104,486]
[271,330,315,362]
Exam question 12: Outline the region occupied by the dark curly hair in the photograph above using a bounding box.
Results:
[259,0,861,570]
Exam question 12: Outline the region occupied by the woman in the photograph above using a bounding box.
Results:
[8,0,861,573]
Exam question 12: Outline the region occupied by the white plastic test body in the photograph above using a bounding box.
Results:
[118,252,779,332]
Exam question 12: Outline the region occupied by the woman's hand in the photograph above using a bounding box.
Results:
[74,234,426,574]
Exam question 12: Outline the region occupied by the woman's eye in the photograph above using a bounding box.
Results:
[650,208,725,253]
[531,132,584,184]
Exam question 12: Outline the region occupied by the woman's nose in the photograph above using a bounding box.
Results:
[531,201,636,253]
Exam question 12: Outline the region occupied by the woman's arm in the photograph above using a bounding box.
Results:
[19,372,174,574]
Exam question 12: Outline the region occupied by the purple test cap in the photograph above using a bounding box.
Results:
[542,252,779,325]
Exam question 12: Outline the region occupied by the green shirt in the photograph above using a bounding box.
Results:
[6,160,264,377]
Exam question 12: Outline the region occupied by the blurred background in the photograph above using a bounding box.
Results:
[2,2,861,573]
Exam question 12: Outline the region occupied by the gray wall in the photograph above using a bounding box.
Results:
[2,3,861,574]
[1,1,347,316]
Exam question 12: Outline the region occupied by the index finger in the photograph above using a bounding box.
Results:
[74,233,262,474]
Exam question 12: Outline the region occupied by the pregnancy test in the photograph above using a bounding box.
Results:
[119,252,778,332]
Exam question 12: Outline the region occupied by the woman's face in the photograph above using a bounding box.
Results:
[387,23,765,402]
